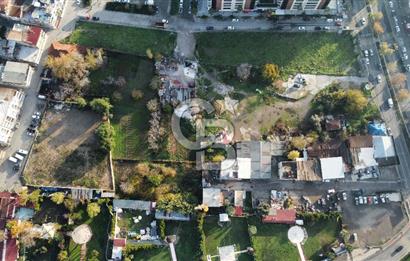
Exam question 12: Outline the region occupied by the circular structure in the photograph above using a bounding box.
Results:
[287,226,305,245]
[71,224,93,244]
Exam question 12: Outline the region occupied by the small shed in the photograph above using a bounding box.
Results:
[219,213,230,223]
[320,157,345,181]
[218,245,236,261]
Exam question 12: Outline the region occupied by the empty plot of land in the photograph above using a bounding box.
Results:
[24,108,112,189]
[66,22,177,56]
[195,32,358,76]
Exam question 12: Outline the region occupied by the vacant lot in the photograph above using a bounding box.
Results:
[248,216,339,261]
[195,32,358,76]
[204,216,253,261]
[166,221,201,260]
[24,108,112,189]
[66,22,176,56]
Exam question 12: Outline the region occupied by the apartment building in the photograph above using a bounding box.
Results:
[281,0,330,9]
[214,0,253,11]
[0,88,24,147]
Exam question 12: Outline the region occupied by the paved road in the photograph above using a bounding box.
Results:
[0,1,80,191]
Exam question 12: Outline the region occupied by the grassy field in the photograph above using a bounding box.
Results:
[248,216,339,261]
[130,246,171,261]
[204,216,253,261]
[195,32,358,76]
[89,53,155,160]
[66,22,176,56]
[166,221,201,261]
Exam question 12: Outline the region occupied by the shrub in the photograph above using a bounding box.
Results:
[159,219,166,240]
[131,89,144,101]
[197,213,206,258]
[87,202,101,218]
[96,122,115,151]
[90,98,113,115]
[75,97,87,108]
[112,91,123,103]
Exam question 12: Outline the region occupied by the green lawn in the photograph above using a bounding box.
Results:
[402,253,410,261]
[166,221,201,261]
[130,246,171,261]
[248,216,339,261]
[195,32,358,76]
[88,53,155,159]
[66,22,176,56]
[204,217,253,261]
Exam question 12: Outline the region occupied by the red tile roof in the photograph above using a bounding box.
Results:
[26,26,42,46]
[113,238,126,247]
[262,209,296,225]
[49,42,87,57]
[0,192,18,229]
[5,238,17,261]
[234,206,243,217]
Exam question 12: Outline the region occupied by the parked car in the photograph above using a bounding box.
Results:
[373,196,379,204]
[342,192,347,201]
[391,246,403,257]
[314,26,322,31]
[363,197,368,204]
[363,49,369,57]
[360,17,366,25]
[387,127,392,135]
[17,149,28,156]
[369,49,374,56]
[367,196,373,205]
[364,58,370,65]
[359,196,364,205]
[92,16,100,21]
[323,26,330,30]
[227,26,235,30]
[13,162,21,172]
[232,18,239,22]
[388,98,394,108]
[298,26,306,31]
[380,196,386,203]
[377,74,382,83]
[354,197,359,205]
[206,26,214,30]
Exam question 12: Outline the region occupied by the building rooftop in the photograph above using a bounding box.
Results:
[351,147,378,170]
[218,245,236,261]
[236,141,272,179]
[0,88,24,146]
[320,157,345,180]
[6,24,43,46]
[1,61,30,85]
[278,160,321,181]
[155,210,190,221]
[113,199,152,211]
[262,209,296,224]
[347,135,373,148]
[234,190,244,207]
[203,188,223,207]
[373,136,396,159]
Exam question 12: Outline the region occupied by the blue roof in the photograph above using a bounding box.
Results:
[368,122,386,136]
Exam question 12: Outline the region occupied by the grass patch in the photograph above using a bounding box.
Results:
[195,32,358,76]
[130,246,171,261]
[66,22,176,56]
[248,216,339,261]
[204,216,253,261]
[166,221,201,260]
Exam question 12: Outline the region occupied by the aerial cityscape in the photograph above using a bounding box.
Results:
[0,0,410,260]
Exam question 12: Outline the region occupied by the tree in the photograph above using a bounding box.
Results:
[287,150,300,160]
[146,48,154,59]
[28,190,43,211]
[373,22,384,34]
[75,97,87,108]
[90,98,113,115]
[50,192,65,205]
[226,205,235,216]
[156,193,194,214]
[149,76,162,90]
[212,154,225,162]
[18,189,28,206]
[236,63,252,81]
[87,202,101,218]
[84,48,104,70]
[391,73,407,88]
[96,122,115,152]
[387,62,398,73]
[64,197,76,212]
[147,99,159,112]
[88,250,100,261]
[380,42,394,55]
[57,250,69,261]
[248,225,257,235]
[6,220,33,238]
[310,114,322,133]
[398,89,410,101]
[345,89,368,114]
[131,89,143,101]
[291,136,307,150]
[370,11,383,21]
[262,63,280,82]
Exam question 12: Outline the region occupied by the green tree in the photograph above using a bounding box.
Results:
[248,225,257,235]
[345,89,368,114]
[87,202,101,218]
[18,189,28,206]
[369,11,383,21]
[156,193,194,214]
[50,192,65,205]
[28,190,43,211]
[262,63,280,82]
[90,98,113,115]
[88,250,100,261]
[291,136,307,150]
[64,197,76,212]
[57,250,68,261]
[75,97,87,108]
[95,122,115,151]
[287,150,300,160]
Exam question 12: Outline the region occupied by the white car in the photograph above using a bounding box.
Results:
[323,26,330,30]
[396,25,400,33]
[364,58,370,65]
[402,47,407,53]
[389,1,393,8]
[364,49,369,57]
[404,54,409,60]
[161,19,169,24]
[227,26,235,30]
[298,26,306,31]
[377,74,382,83]
[361,17,366,25]
[232,18,239,22]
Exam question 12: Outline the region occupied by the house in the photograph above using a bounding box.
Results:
[278,159,321,181]
[48,42,87,57]
[154,210,190,221]
[325,115,345,132]
[235,141,272,179]
[347,135,377,171]
[0,61,33,88]
[203,188,224,208]
[320,157,345,181]
[307,139,349,162]
[6,24,45,48]
[0,39,40,64]
[0,192,19,261]
[262,209,296,225]
[113,199,153,212]
[372,136,398,166]
[0,88,24,146]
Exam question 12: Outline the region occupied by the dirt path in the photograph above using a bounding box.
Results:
[175,31,196,59]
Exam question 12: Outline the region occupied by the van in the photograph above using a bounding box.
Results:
[17,149,28,156]
[14,154,24,161]
[8,157,18,163]
[388,98,394,108]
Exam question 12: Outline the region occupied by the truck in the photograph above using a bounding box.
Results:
[154,22,167,29]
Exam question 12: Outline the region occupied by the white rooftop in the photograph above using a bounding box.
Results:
[2,61,29,85]
[203,188,223,207]
[373,136,396,158]
[219,213,229,222]
[220,159,237,179]
[237,158,251,179]
[355,147,378,170]
[320,157,345,180]
[0,88,24,146]
[218,245,236,261]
